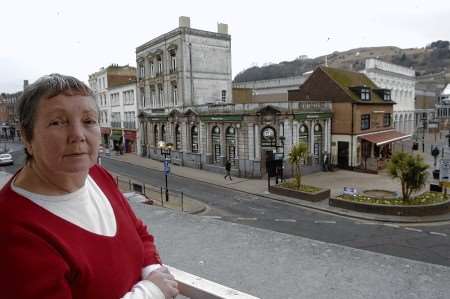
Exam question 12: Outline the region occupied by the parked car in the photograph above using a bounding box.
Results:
[0,153,13,165]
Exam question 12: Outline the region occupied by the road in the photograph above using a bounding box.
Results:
[4,148,450,267]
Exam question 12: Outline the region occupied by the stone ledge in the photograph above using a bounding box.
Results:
[329,197,450,216]
[269,184,330,202]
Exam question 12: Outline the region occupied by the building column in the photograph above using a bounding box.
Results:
[248,123,255,160]
[284,120,291,159]
[309,120,315,154]
[181,122,188,152]
[234,125,239,160]
[293,120,299,145]
[327,118,332,154]
[199,122,204,154]
[255,123,260,161]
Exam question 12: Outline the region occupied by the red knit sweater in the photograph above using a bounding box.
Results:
[0,165,161,298]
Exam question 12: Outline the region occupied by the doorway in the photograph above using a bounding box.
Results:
[337,141,349,168]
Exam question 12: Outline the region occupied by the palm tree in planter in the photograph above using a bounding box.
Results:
[387,151,429,201]
[288,142,309,189]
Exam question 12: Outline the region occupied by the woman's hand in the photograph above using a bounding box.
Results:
[145,266,179,298]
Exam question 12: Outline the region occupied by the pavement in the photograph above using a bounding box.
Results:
[105,149,450,224]
[134,203,450,299]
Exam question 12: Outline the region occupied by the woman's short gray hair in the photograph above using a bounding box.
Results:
[17,73,96,161]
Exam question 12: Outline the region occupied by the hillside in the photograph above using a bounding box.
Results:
[233,40,450,90]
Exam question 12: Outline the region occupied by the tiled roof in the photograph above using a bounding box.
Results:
[320,66,394,104]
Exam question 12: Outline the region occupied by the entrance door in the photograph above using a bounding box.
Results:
[337,141,349,168]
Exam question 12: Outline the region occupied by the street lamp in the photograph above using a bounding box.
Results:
[421,116,427,153]
[158,141,173,202]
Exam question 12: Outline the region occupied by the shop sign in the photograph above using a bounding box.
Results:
[200,115,243,121]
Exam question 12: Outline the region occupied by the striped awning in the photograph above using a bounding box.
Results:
[359,130,411,146]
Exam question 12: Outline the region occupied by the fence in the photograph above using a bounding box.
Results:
[115,174,186,212]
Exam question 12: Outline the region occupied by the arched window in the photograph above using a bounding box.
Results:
[313,123,323,157]
[212,126,221,163]
[225,126,236,164]
[299,125,309,147]
[191,126,198,153]
[153,124,159,147]
[175,124,181,150]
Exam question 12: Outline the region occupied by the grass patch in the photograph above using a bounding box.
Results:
[336,191,448,206]
[280,180,322,193]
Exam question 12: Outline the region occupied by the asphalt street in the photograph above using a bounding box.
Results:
[4,148,450,267]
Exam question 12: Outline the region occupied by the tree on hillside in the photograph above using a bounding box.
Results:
[288,142,309,189]
[387,152,429,201]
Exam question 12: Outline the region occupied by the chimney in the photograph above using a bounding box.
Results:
[179,16,190,28]
[217,22,228,34]
[23,80,29,90]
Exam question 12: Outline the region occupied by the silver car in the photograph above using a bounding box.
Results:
[0,153,13,166]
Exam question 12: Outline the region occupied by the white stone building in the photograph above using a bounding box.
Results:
[88,65,138,153]
[233,74,309,102]
[362,59,416,134]
[136,16,232,110]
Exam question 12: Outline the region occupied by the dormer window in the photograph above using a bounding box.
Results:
[383,90,391,101]
[361,88,371,101]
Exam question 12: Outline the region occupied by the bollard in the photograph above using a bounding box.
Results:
[129,180,132,191]
[116,176,119,185]
[181,192,184,212]
[160,187,164,207]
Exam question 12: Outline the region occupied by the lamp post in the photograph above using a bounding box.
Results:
[278,136,285,182]
[421,116,427,153]
[158,141,173,202]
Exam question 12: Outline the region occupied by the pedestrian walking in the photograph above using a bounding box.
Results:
[224,160,232,180]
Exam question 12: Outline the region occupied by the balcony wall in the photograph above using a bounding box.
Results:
[131,203,450,299]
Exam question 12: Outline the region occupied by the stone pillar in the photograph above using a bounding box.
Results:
[234,125,239,160]
[220,123,226,164]
[182,122,188,152]
[206,123,212,164]
[255,123,260,161]
[309,120,315,154]
[248,123,255,160]
[199,122,204,154]
[293,120,299,145]
[284,121,291,159]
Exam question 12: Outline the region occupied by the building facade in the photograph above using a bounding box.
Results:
[362,59,416,135]
[232,75,309,103]
[139,101,332,178]
[290,66,410,173]
[136,16,232,111]
[88,65,137,152]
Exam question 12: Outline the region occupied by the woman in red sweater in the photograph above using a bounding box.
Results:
[0,74,178,299]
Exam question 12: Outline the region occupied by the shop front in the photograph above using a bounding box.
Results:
[100,127,111,146]
[111,129,123,152]
[124,130,137,153]
[358,130,411,172]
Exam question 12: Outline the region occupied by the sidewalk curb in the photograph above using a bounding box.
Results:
[104,156,450,224]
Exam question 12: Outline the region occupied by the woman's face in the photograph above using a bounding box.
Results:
[25,93,100,177]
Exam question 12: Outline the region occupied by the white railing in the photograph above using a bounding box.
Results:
[168,266,260,299]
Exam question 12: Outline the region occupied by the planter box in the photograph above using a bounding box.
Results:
[269,184,330,202]
[329,197,450,216]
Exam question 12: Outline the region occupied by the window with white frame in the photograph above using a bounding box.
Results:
[172,82,178,106]
[170,51,176,73]
[150,86,156,107]
[139,64,145,79]
[150,60,155,77]
[124,111,136,129]
[110,93,120,106]
[361,88,371,101]
[158,85,164,107]
[157,56,162,75]
[123,90,134,105]
[140,88,145,108]
[111,112,121,128]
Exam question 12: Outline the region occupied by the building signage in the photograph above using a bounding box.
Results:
[343,187,357,196]
[124,130,137,140]
[294,112,332,121]
[200,115,243,121]
[440,159,450,182]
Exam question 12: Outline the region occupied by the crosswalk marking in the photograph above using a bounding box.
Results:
[404,227,423,233]
[237,217,258,221]
[314,220,336,224]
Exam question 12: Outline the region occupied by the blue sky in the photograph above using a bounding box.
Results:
[1,0,449,92]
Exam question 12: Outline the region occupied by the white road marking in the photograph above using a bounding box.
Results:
[201,216,222,219]
[355,222,379,225]
[383,224,400,228]
[404,227,423,233]
[237,217,258,221]
[429,232,447,237]
[274,219,297,222]
[314,220,336,224]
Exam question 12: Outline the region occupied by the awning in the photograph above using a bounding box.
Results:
[359,130,411,146]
